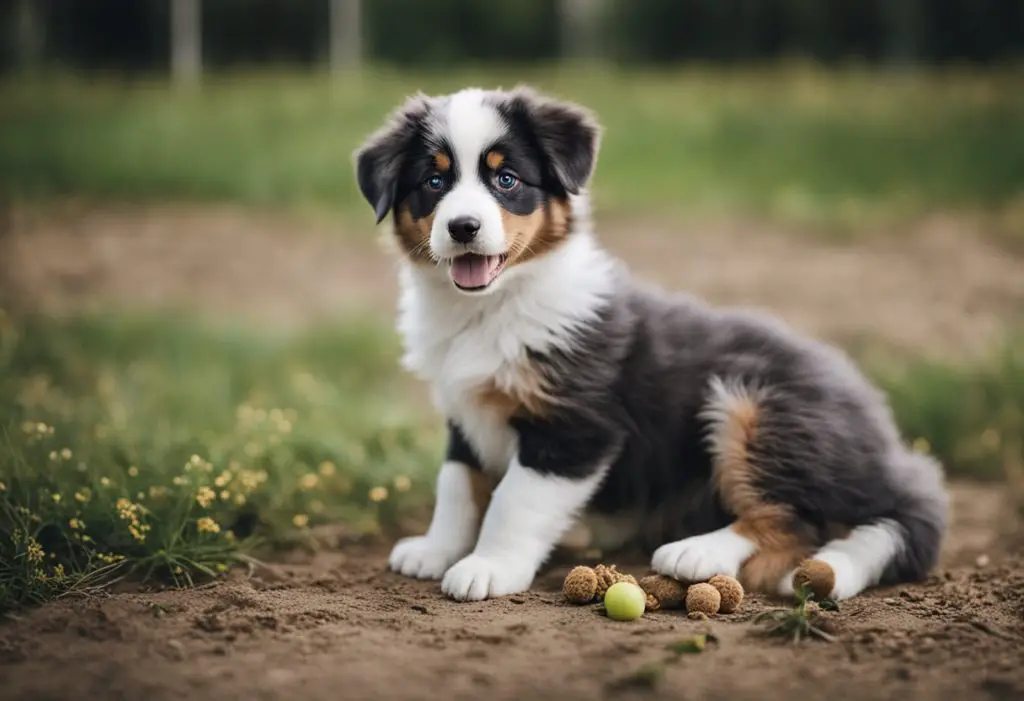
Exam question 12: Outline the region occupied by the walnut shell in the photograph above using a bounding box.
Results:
[685,583,721,616]
[563,565,598,604]
[638,574,688,610]
[594,564,637,599]
[707,574,744,614]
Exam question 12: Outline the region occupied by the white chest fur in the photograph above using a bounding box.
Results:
[394,229,616,475]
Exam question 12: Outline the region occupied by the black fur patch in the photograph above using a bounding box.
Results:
[353,94,433,223]
[491,86,601,198]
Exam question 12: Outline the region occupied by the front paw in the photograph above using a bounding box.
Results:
[440,554,536,601]
[388,535,468,580]
[651,529,752,581]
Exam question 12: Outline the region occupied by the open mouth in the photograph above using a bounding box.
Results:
[448,253,508,291]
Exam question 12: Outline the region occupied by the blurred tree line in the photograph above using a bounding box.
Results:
[3,0,1022,73]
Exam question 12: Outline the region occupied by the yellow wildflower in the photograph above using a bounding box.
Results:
[69,518,85,530]
[318,461,336,477]
[60,447,72,460]
[0,480,6,492]
[26,537,44,564]
[196,486,216,508]
[51,493,62,504]
[292,514,309,528]
[127,465,139,477]
[368,486,388,503]
[100,477,111,487]
[196,517,220,534]
[214,471,231,488]
[219,490,230,500]
[299,473,319,490]
[49,450,58,461]
[393,476,412,492]
[233,493,246,506]
[75,489,90,502]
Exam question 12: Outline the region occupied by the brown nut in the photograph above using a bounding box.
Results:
[638,574,688,611]
[685,583,721,616]
[563,565,598,604]
[707,574,744,614]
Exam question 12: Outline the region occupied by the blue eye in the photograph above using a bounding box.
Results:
[426,174,444,191]
[496,171,519,191]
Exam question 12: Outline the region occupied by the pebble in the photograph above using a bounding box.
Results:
[166,639,185,661]
[975,554,990,568]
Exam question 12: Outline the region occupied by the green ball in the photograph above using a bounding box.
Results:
[603,581,646,621]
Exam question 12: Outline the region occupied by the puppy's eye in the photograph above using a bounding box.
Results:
[425,174,445,191]
[495,171,519,191]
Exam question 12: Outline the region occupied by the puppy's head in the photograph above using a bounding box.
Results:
[354,86,601,295]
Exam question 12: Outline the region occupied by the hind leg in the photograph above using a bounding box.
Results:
[652,378,815,590]
[777,519,909,600]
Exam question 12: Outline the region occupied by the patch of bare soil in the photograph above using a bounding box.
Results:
[0,483,1021,701]
[2,202,1022,359]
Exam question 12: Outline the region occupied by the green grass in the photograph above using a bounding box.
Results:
[0,311,442,612]
[1,309,1021,613]
[2,64,1023,230]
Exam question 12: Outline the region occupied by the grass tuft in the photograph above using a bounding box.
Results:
[0,311,441,613]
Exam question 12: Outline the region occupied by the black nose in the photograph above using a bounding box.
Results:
[447,216,481,243]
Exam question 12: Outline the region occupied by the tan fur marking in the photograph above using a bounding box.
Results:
[734,506,815,592]
[502,198,573,269]
[394,206,434,263]
[474,356,554,419]
[711,395,761,515]
[485,151,505,170]
[433,151,451,173]
[739,546,813,592]
[710,391,817,592]
[468,469,497,518]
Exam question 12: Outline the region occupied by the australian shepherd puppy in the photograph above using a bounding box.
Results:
[353,86,949,603]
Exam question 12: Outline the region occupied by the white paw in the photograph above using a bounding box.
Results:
[388,535,468,580]
[651,527,755,581]
[440,554,536,601]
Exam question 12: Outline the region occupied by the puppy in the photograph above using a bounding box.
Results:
[353,86,949,602]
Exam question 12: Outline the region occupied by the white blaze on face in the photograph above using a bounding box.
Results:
[427,90,508,262]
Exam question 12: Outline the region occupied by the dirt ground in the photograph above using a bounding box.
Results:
[0,483,1021,701]
[1,202,1023,700]
[2,201,1023,359]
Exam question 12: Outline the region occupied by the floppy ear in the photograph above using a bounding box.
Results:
[501,86,602,196]
[353,93,432,224]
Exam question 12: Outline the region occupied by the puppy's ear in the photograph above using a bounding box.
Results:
[501,86,602,196]
[353,93,431,224]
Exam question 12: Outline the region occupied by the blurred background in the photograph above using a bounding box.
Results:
[0,1,1022,611]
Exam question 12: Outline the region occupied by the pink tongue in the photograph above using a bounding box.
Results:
[450,254,500,288]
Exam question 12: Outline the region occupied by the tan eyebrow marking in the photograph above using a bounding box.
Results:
[485,151,505,170]
[433,151,451,172]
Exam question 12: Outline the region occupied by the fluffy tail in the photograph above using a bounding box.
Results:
[878,447,950,585]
